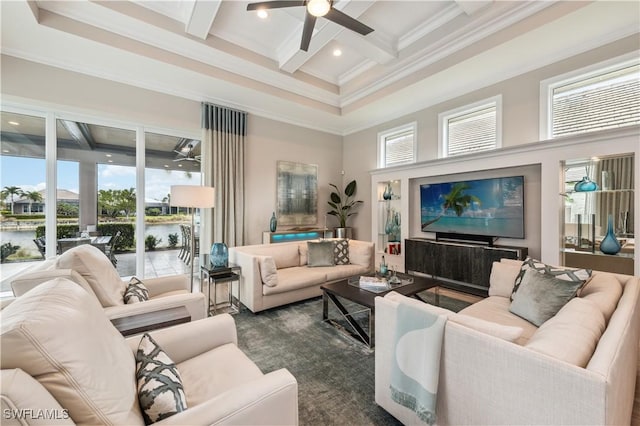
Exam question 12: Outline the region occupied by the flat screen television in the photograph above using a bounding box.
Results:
[420,176,524,240]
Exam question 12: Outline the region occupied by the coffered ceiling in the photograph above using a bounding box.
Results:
[1,1,639,134]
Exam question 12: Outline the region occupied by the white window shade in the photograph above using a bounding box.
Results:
[551,64,640,138]
[446,105,497,157]
[385,130,414,167]
[378,123,416,168]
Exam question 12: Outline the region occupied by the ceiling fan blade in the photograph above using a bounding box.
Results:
[324,7,373,36]
[300,11,316,51]
[247,1,305,11]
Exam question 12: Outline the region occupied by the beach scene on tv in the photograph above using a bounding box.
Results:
[420,176,525,239]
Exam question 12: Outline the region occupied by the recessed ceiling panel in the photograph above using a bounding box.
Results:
[211,1,304,59]
[300,40,369,83]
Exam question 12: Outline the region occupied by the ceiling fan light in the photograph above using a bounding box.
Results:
[307,0,330,17]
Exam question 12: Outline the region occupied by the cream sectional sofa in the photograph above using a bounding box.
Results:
[375,259,640,425]
[229,239,374,313]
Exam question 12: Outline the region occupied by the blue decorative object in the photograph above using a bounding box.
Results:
[600,214,621,255]
[383,183,392,200]
[574,176,599,192]
[269,212,277,232]
[210,242,229,268]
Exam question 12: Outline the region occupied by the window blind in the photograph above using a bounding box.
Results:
[552,64,640,138]
[384,130,414,167]
[447,105,497,157]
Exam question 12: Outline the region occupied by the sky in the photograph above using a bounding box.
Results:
[1,156,200,202]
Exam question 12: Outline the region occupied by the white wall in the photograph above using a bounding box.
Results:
[244,115,342,245]
[344,35,639,243]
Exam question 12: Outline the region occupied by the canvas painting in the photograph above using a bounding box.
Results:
[277,161,318,226]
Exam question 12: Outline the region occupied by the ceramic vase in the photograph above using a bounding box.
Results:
[383,183,392,200]
[210,242,229,268]
[574,176,599,192]
[599,214,621,255]
[269,212,277,232]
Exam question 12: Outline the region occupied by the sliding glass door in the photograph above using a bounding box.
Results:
[1,105,202,295]
[0,111,47,295]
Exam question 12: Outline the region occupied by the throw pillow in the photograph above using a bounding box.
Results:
[333,239,350,265]
[124,277,149,304]
[488,261,521,298]
[258,256,278,287]
[509,268,586,326]
[510,257,592,301]
[136,333,187,425]
[307,240,335,267]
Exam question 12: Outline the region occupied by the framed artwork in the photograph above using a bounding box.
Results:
[277,161,318,226]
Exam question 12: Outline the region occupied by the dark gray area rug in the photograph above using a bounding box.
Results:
[235,291,471,426]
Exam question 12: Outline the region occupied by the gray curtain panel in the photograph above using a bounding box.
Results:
[202,103,247,247]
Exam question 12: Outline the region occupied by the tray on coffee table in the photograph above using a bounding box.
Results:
[347,274,414,293]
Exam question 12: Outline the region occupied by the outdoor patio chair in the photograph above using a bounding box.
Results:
[104,230,121,266]
[32,237,46,259]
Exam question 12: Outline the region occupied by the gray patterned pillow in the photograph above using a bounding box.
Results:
[510,258,591,301]
[124,277,149,304]
[307,240,335,267]
[136,333,187,424]
[333,239,350,265]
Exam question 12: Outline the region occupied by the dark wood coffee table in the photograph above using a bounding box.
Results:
[321,273,440,348]
[110,306,191,337]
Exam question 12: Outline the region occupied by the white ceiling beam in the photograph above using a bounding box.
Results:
[185,0,221,40]
[278,0,375,74]
[455,0,493,16]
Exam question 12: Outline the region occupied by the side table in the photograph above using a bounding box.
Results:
[200,255,242,315]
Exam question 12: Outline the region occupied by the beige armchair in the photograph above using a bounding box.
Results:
[1,278,299,425]
[10,244,207,321]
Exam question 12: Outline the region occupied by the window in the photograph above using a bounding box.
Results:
[439,96,502,158]
[378,122,417,168]
[541,55,640,139]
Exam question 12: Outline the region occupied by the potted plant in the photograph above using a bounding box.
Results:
[327,179,363,239]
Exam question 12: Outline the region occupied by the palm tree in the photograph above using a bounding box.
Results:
[1,186,23,214]
[23,190,43,215]
[421,182,481,230]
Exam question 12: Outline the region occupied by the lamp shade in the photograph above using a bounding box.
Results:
[170,185,215,208]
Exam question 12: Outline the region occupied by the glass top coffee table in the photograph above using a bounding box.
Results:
[320,273,440,348]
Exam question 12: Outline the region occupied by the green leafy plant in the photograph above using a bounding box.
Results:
[1,242,20,263]
[145,234,162,251]
[168,233,179,249]
[327,179,363,228]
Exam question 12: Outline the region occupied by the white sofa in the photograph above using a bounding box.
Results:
[375,260,640,425]
[229,239,374,313]
[1,278,298,425]
[10,244,207,321]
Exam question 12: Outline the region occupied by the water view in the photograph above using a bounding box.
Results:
[1,223,186,257]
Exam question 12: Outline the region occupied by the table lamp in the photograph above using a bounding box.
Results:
[170,185,215,290]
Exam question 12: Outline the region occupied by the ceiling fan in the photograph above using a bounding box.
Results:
[246,0,374,52]
[173,143,201,163]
